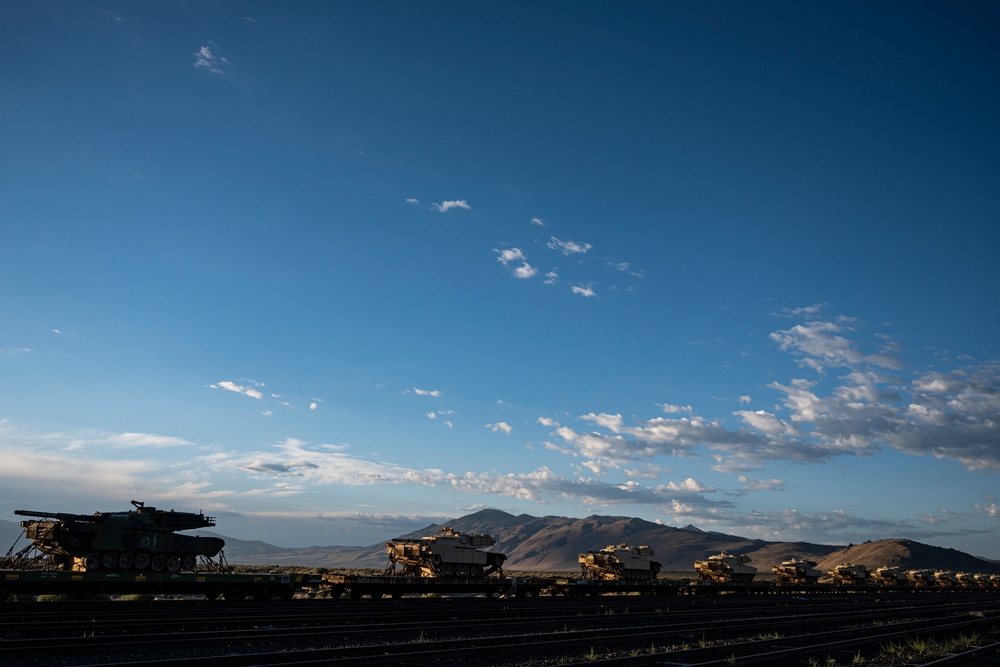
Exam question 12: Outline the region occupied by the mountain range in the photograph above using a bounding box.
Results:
[3,510,998,575]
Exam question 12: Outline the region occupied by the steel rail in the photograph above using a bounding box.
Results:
[21,601,986,667]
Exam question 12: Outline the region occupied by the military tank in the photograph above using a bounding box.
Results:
[578,543,661,581]
[15,500,224,572]
[385,527,506,578]
[694,551,757,583]
[873,566,907,586]
[827,563,872,585]
[771,556,822,584]
[933,570,956,587]
[906,569,936,587]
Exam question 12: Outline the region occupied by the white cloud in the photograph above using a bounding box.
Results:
[486,421,513,435]
[571,284,596,298]
[413,387,441,397]
[193,44,229,75]
[530,217,545,226]
[544,270,558,285]
[431,200,471,213]
[548,237,592,255]
[405,198,421,205]
[659,403,693,414]
[513,263,538,279]
[212,381,264,400]
[495,248,526,266]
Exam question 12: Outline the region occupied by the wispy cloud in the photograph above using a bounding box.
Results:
[193,44,230,75]
[212,380,264,399]
[548,237,592,256]
[413,387,441,397]
[432,200,471,213]
[571,284,596,298]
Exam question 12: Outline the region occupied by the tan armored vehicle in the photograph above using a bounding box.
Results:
[933,570,956,587]
[828,563,871,585]
[954,572,977,587]
[694,551,757,582]
[906,569,936,587]
[974,573,1000,588]
[873,566,906,586]
[578,543,661,581]
[386,527,506,578]
[771,557,822,584]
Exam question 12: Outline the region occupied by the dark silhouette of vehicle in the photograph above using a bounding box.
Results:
[15,500,224,572]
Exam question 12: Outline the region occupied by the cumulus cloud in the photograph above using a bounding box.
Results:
[495,248,526,266]
[571,284,596,298]
[486,421,513,435]
[513,263,538,279]
[432,200,471,213]
[494,248,537,278]
[535,314,1000,474]
[548,237,592,255]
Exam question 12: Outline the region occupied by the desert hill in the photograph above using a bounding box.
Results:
[815,539,1000,574]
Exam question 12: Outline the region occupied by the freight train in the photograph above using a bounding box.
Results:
[4,504,1000,601]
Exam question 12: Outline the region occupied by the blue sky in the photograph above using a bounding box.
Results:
[2,1,999,557]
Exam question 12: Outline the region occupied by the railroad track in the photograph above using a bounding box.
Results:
[2,594,999,666]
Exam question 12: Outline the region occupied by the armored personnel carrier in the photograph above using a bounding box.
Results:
[15,500,224,572]
[694,551,757,583]
[386,527,506,578]
[828,563,872,585]
[771,556,822,584]
[578,543,661,581]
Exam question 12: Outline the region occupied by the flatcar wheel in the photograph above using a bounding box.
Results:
[118,553,134,570]
[444,564,455,577]
[460,565,470,577]
[134,553,150,570]
[166,556,181,573]
[224,588,245,602]
[84,554,101,570]
[150,556,166,572]
[101,552,118,570]
[183,555,197,571]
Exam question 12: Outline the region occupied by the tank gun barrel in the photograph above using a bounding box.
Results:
[14,509,99,522]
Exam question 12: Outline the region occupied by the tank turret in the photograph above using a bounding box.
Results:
[694,551,757,583]
[14,500,224,572]
[828,563,872,585]
[579,543,661,581]
[771,557,822,584]
[386,526,506,578]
